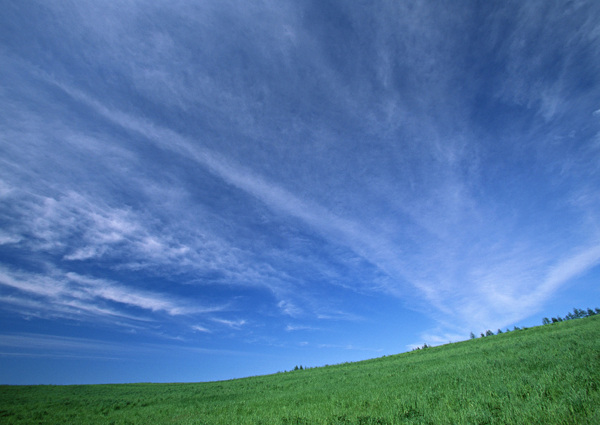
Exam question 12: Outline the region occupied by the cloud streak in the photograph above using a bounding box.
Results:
[0,265,223,325]
[26,51,600,339]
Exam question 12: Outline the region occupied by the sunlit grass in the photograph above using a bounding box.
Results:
[1,315,599,424]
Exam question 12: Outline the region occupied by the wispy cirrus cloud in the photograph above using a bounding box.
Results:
[40,70,600,339]
[211,318,247,330]
[538,244,600,301]
[278,300,303,318]
[0,333,130,356]
[1,57,355,329]
[0,265,222,324]
[285,324,317,332]
[0,332,249,361]
[0,175,292,290]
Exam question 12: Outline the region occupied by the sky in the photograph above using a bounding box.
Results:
[1,0,600,385]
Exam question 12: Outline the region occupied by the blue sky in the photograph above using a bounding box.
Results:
[1,0,600,385]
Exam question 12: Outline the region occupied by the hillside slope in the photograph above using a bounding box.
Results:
[1,315,599,424]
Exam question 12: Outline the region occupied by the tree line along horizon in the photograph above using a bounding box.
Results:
[466,306,600,341]
[291,306,599,367]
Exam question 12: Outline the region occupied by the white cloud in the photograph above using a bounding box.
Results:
[539,244,600,298]
[0,233,21,245]
[278,300,302,318]
[2,178,284,290]
[192,325,211,333]
[316,310,364,322]
[0,268,67,299]
[285,324,316,332]
[0,333,128,353]
[0,179,14,197]
[0,266,222,325]
[63,246,102,261]
[65,272,193,316]
[211,318,247,329]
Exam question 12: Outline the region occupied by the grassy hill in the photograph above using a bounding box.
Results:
[1,315,599,424]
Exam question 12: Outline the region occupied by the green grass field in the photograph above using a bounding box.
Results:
[1,315,599,424]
